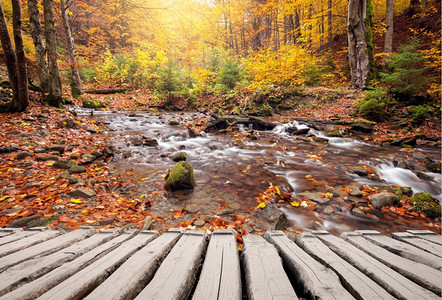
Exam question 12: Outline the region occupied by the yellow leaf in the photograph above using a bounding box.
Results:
[290,201,300,207]
[0,195,9,202]
[242,170,247,173]
[274,186,281,195]
[70,199,83,204]
[325,192,333,198]
[86,220,96,224]
[82,210,88,214]
[20,122,31,126]
[47,162,54,166]
[140,194,147,198]
[141,178,146,181]
[96,205,105,209]
[28,145,34,149]
[75,120,81,125]
[257,202,266,209]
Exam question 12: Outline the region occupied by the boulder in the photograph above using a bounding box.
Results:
[168,120,180,126]
[410,192,441,219]
[298,192,331,204]
[67,188,96,198]
[313,136,329,144]
[260,204,291,230]
[164,161,195,190]
[81,154,97,164]
[47,145,65,154]
[324,124,342,137]
[6,215,43,228]
[52,160,77,169]
[368,192,399,209]
[16,152,33,160]
[69,165,87,174]
[171,152,187,162]
[287,127,310,135]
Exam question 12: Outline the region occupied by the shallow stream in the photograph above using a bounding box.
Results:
[74,108,441,235]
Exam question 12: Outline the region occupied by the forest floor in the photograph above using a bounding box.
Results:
[0,87,440,240]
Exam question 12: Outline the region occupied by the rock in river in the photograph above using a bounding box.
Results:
[368,192,399,209]
[164,161,195,191]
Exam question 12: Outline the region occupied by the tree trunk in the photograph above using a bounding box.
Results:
[365,0,375,82]
[60,0,82,98]
[347,0,370,89]
[28,0,49,93]
[384,0,394,63]
[0,1,18,97]
[11,0,28,112]
[328,0,333,49]
[44,0,63,107]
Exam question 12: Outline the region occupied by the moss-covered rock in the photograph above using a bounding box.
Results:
[164,161,195,191]
[171,152,187,162]
[83,99,106,108]
[324,124,342,137]
[395,186,413,197]
[410,192,441,219]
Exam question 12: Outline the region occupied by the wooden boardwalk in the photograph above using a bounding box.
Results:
[0,227,440,300]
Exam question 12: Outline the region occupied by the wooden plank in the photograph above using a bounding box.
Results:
[392,232,441,257]
[135,230,208,300]
[0,228,22,238]
[193,229,241,300]
[84,228,184,300]
[0,228,119,296]
[0,230,134,300]
[354,230,441,270]
[406,230,442,245]
[0,227,95,273]
[314,231,440,300]
[296,232,395,300]
[242,234,299,300]
[341,232,441,295]
[37,230,158,300]
[0,229,61,258]
[0,228,44,246]
[264,231,353,300]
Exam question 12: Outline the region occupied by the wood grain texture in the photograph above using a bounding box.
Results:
[192,229,241,300]
[0,228,118,296]
[314,231,440,300]
[406,230,442,245]
[38,230,158,300]
[0,230,133,300]
[242,234,298,300]
[341,232,441,295]
[295,232,395,300]
[0,228,52,253]
[84,228,184,300]
[354,230,441,270]
[0,228,22,238]
[392,232,441,257]
[264,231,353,300]
[135,230,207,300]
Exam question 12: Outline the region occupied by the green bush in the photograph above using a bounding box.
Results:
[302,64,323,86]
[217,59,243,91]
[380,39,433,101]
[359,87,391,121]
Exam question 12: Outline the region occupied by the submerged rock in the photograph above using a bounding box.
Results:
[171,152,187,162]
[260,204,291,230]
[164,161,195,190]
[323,124,342,137]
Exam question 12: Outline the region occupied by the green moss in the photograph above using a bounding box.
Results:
[164,161,195,190]
[395,186,413,197]
[83,99,106,108]
[410,192,441,219]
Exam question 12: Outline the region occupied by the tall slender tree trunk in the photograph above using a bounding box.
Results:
[11,0,28,112]
[0,1,18,97]
[60,0,82,98]
[44,0,62,107]
[384,0,394,62]
[347,0,370,89]
[328,0,333,49]
[28,0,49,93]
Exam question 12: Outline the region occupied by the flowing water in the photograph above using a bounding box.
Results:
[74,107,441,235]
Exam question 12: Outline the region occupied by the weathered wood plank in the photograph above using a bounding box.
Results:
[192,229,241,300]
[354,230,441,270]
[341,232,441,295]
[37,230,158,300]
[135,230,208,300]
[314,231,440,300]
[392,232,441,257]
[0,227,95,273]
[264,231,353,300]
[0,230,133,300]
[406,230,442,245]
[0,228,44,247]
[0,229,62,258]
[242,234,298,300]
[295,232,395,300]
[0,228,22,238]
[84,228,184,300]
[0,228,118,296]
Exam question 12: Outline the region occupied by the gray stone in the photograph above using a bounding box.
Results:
[323,205,335,215]
[164,161,195,191]
[67,188,96,198]
[241,224,254,233]
[168,120,180,126]
[16,152,33,160]
[194,219,205,227]
[6,215,43,228]
[103,147,115,156]
[81,154,97,164]
[52,160,76,169]
[47,145,65,154]
[368,192,399,209]
[143,138,158,147]
[69,165,87,174]
[351,167,369,177]
[69,177,79,184]
[298,192,331,204]
[324,124,342,137]
[260,205,291,230]
[313,136,329,143]
[184,204,200,214]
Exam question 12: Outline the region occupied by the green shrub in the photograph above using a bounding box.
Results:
[380,39,433,101]
[302,64,323,86]
[217,59,243,91]
[359,87,391,121]
[409,105,431,123]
